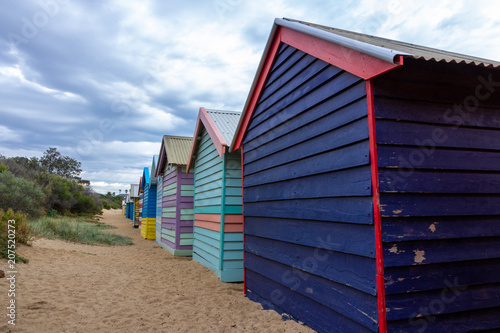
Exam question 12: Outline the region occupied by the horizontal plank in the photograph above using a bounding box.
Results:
[264,47,306,89]
[244,216,375,257]
[245,235,377,295]
[246,253,378,330]
[253,58,337,122]
[379,193,500,217]
[376,119,500,150]
[244,140,370,187]
[386,305,500,332]
[385,283,500,321]
[193,247,219,268]
[260,53,316,106]
[245,70,362,143]
[384,258,500,294]
[244,90,367,161]
[374,71,500,106]
[379,169,500,194]
[377,145,500,171]
[374,96,500,129]
[244,118,369,176]
[244,166,372,202]
[383,237,500,267]
[244,197,373,225]
[381,216,500,241]
[246,270,376,333]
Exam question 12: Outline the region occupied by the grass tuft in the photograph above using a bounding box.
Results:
[29,217,133,246]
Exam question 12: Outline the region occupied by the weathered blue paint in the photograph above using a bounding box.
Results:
[191,112,244,283]
[373,58,500,331]
[241,44,378,332]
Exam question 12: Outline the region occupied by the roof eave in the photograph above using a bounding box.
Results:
[276,18,411,64]
[187,107,228,173]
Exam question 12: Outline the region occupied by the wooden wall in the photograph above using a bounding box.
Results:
[133,197,139,226]
[242,44,378,332]
[156,175,163,244]
[158,165,194,256]
[138,193,143,225]
[193,127,244,282]
[373,59,500,332]
[140,183,157,240]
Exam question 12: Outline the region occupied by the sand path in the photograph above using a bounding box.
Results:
[0,209,314,332]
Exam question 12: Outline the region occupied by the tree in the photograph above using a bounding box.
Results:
[40,147,82,179]
[0,171,45,217]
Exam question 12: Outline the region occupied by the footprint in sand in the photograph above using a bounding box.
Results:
[26,301,49,310]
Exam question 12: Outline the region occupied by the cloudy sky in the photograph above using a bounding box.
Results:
[1,0,500,194]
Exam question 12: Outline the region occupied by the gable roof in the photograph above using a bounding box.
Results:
[156,135,193,177]
[150,155,159,184]
[207,109,241,145]
[230,18,500,151]
[141,167,150,190]
[186,107,241,172]
[280,18,500,68]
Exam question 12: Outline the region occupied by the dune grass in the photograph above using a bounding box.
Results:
[29,217,133,246]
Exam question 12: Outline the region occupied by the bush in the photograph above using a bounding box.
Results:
[0,209,34,263]
[0,171,45,217]
[30,217,133,246]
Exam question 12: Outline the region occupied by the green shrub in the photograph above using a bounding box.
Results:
[30,217,133,246]
[0,171,45,217]
[47,209,58,217]
[0,209,34,263]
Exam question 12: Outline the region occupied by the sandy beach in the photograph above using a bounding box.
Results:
[0,209,314,333]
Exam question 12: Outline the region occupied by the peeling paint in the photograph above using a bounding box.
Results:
[389,244,399,253]
[428,223,437,233]
[392,209,403,214]
[397,278,405,282]
[413,249,426,264]
[305,287,313,294]
[385,277,394,286]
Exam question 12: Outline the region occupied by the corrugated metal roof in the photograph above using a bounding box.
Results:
[280,18,500,68]
[130,184,139,197]
[163,135,192,165]
[206,109,242,145]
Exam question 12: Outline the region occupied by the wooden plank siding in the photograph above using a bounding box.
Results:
[241,44,378,332]
[192,126,244,282]
[133,197,139,227]
[373,58,500,332]
[140,180,157,240]
[158,165,194,256]
[156,175,163,244]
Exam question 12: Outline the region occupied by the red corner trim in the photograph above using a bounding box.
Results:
[366,80,386,333]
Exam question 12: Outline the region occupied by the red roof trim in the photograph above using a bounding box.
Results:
[280,27,402,80]
[186,107,228,173]
[232,25,403,151]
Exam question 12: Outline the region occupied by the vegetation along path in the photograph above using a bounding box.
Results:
[0,209,313,333]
